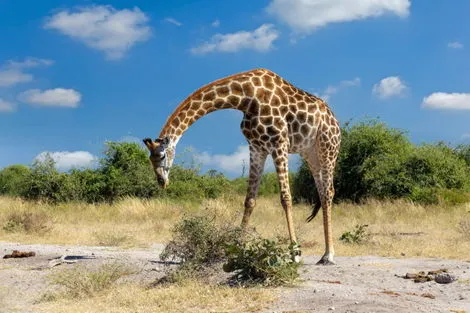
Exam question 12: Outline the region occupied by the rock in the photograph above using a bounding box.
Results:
[328,307,335,311]
[434,273,456,284]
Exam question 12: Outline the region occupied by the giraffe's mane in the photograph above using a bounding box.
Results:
[159,68,270,137]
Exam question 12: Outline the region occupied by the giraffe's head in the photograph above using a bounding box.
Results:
[143,137,174,188]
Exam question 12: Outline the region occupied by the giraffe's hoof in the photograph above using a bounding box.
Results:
[290,243,302,263]
[316,256,336,265]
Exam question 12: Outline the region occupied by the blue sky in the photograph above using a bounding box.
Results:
[1,0,469,177]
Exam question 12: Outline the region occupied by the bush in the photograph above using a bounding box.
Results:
[455,144,470,166]
[336,119,413,201]
[158,214,242,284]
[45,263,134,300]
[3,211,52,234]
[164,166,231,201]
[223,237,300,286]
[0,164,30,196]
[20,154,67,202]
[100,142,160,200]
[293,118,470,205]
[339,224,370,244]
[6,141,232,203]
[160,215,242,266]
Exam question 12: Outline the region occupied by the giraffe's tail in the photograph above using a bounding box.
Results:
[306,201,321,223]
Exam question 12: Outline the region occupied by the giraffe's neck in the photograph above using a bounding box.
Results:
[158,71,258,143]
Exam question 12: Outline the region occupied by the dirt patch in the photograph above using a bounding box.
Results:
[1,242,469,313]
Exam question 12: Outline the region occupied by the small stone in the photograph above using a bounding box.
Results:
[355,301,359,305]
[434,273,457,284]
[328,307,335,311]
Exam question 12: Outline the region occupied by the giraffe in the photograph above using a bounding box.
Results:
[143,68,341,265]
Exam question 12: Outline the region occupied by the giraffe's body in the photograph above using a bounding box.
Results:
[144,68,341,264]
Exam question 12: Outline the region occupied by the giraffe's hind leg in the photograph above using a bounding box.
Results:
[303,140,339,265]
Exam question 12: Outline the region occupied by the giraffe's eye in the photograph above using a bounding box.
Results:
[150,151,166,163]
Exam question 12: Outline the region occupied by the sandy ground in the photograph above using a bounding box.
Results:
[1,241,469,313]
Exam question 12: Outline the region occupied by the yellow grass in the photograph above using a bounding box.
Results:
[36,280,275,313]
[1,196,469,259]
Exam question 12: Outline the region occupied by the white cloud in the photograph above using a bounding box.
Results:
[6,57,54,69]
[422,92,470,110]
[119,135,141,143]
[321,77,361,101]
[372,76,407,99]
[195,145,249,174]
[341,77,361,87]
[19,88,81,108]
[44,5,151,60]
[0,57,53,87]
[462,133,470,140]
[0,70,32,87]
[0,98,15,112]
[34,151,97,170]
[212,19,220,28]
[448,41,463,49]
[164,17,182,26]
[267,0,410,32]
[194,144,301,175]
[191,24,279,55]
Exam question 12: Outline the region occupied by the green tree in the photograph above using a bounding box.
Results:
[0,164,30,196]
[21,154,67,202]
[100,142,160,200]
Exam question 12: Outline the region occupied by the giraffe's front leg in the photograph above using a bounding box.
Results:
[272,146,301,263]
[241,146,267,230]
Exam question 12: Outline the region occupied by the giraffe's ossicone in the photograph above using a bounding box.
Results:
[143,68,341,265]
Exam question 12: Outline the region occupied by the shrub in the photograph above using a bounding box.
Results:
[68,169,107,203]
[336,119,413,202]
[455,144,470,166]
[2,211,52,234]
[160,215,242,266]
[20,154,66,202]
[46,263,135,300]
[0,164,30,196]
[158,214,242,284]
[164,166,231,201]
[100,142,160,200]
[223,237,301,286]
[339,224,370,244]
[293,118,470,205]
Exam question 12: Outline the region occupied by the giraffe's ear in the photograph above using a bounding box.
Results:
[143,138,157,151]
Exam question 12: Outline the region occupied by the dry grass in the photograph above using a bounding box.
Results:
[37,279,275,313]
[43,262,136,301]
[1,196,470,259]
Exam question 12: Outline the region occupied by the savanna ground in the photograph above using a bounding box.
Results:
[1,195,470,312]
